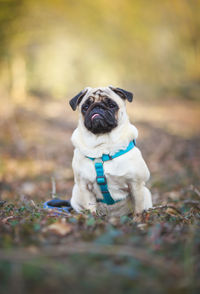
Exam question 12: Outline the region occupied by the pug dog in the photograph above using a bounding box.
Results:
[69,86,152,217]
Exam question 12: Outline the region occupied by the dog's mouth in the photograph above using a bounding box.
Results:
[91,113,101,120]
[83,102,118,134]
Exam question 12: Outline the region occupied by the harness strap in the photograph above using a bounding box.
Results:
[87,140,136,205]
[95,162,116,205]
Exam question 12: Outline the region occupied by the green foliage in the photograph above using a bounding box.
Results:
[0,195,199,293]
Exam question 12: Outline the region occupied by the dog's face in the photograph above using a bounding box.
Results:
[69,86,133,135]
[81,93,119,134]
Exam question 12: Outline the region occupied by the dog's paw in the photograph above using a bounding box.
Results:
[133,213,143,223]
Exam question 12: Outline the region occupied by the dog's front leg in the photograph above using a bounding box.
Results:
[129,181,152,214]
[71,182,97,214]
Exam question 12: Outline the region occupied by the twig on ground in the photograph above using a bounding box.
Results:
[51,177,57,199]
[148,205,168,211]
[30,200,37,208]
[194,187,200,198]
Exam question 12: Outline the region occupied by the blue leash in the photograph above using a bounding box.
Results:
[87,140,136,205]
[43,198,72,214]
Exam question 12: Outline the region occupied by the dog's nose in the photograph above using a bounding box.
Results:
[92,104,101,110]
[91,102,105,111]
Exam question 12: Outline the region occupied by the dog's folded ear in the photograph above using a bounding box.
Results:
[69,89,88,111]
[109,86,133,102]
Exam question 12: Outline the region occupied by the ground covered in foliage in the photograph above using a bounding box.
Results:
[0,97,200,293]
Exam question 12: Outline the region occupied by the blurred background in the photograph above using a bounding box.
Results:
[0,0,199,201]
[0,0,200,201]
[0,0,200,100]
[0,1,200,293]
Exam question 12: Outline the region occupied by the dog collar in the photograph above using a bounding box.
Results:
[87,140,136,205]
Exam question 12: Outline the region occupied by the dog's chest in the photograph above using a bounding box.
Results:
[74,152,132,199]
[80,156,128,180]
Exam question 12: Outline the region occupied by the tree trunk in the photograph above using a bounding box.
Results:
[10,54,27,103]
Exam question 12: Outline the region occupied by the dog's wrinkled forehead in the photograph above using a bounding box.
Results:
[90,88,107,100]
[69,86,133,111]
[83,87,115,102]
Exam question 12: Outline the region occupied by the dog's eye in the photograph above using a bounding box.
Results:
[109,102,116,108]
[107,100,117,108]
[104,98,117,108]
[82,104,89,111]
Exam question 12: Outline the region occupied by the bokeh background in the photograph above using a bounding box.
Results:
[0,1,200,293]
[0,0,200,100]
[0,0,199,200]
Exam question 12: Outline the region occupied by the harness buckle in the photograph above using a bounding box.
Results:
[96,175,107,185]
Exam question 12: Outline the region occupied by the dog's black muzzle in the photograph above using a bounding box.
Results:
[84,102,117,134]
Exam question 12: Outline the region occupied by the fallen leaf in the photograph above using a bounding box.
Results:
[137,223,147,230]
[133,215,143,223]
[43,221,72,236]
[26,245,39,254]
[166,207,181,216]
[1,216,16,224]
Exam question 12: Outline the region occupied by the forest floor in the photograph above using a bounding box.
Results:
[0,96,200,294]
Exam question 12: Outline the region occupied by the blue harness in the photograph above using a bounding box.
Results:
[87,140,136,205]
